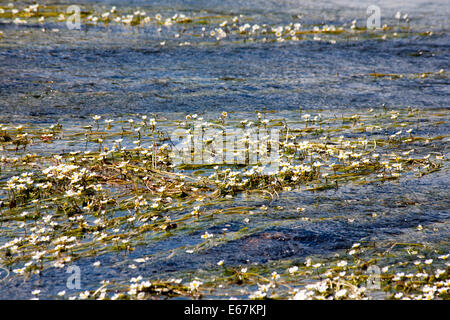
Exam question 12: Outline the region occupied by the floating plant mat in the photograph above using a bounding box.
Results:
[0,107,448,299]
[0,1,443,48]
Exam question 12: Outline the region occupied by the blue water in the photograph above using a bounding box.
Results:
[0,0,448,299]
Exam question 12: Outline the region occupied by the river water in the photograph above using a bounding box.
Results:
[0,0,448,299]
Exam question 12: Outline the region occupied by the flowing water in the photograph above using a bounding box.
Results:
[0,0,449,299]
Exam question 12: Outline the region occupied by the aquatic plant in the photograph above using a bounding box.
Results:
[0,107,448,299]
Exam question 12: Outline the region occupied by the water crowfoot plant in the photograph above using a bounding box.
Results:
[0,107,448,299]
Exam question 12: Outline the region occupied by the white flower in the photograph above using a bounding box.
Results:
[292,289,309,300]
[249,290,267,299]
[79,291,90,299]
[337,260,348,267]
[189,280,202,291]
[335,289,347,299]
[288,266,298,274]
[201,232,213,239]
[435,269,445,278]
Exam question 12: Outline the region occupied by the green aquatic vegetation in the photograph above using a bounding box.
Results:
[0,3,440,44]
[74,242,448,300]
[369,70,446,81]
[0,108,448,299]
